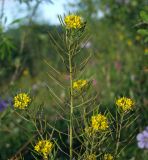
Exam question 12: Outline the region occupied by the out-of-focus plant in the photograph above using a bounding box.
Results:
[0,0,14,59]
[0,0,16,87]
[11,14,138,160]
[0,0,54,86]
[0,26,15,61]
[137,6,148,43]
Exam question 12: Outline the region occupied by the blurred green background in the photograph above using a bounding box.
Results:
[0,0,148,159]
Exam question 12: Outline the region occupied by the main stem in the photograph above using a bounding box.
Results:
[69,52,73,160]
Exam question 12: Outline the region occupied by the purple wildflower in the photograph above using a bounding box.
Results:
[137,127,148,149]
[114,60,122,72]
[0,100,8,111]
[0,97,12,112]
[92,79,97,86]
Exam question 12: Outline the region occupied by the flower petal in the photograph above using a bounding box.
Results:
[138,141,145,149]
[143,131,148,138]
[137,133,144,141]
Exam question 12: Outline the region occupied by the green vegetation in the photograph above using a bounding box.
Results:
[0,0,148,159]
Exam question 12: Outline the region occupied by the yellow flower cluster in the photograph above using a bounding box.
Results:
[116,97,134,112]
[85,154,96,160]
[64,15,83,29]
[91,114,109,131]
[14,93,31,109]
[34,140,53,159]
[104,154,113,160]
[73,79,87,90]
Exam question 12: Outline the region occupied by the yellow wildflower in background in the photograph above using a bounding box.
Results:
[64,15,83,29]
[116,97,134,112]
[135,35,141,41]
[34,140,53,159]
[23,68,29,76]
[91,114,109,131]
[127,40,132,46]
[73,79,87,90]
[104,154,113,160]
[85,154,96,160]
[144,48,148,54]
[14,93,31,109]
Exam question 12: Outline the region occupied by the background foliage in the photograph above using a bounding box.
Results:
[0,0,148,159]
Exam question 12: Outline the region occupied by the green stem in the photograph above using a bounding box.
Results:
[91,135,95,154]
[115,113,124,158]
[81,95,87,126]
[69,46,73,160]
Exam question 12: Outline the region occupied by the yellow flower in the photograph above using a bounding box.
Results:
[127,40,132,46]
[14,93,31,109]
[104,154,113,160]
[135,35,141,41]
[34,140,53,159]
[64,14,83,29]
[91,114,109,131]
[144,48,148,54]
[116,97,134,112]
[23,69,29,76]
[73,79,87,90]
[85,154,96,160]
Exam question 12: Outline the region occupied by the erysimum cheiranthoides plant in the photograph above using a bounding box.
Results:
[12,14,138,160]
